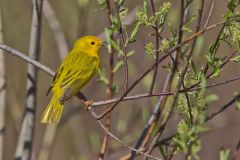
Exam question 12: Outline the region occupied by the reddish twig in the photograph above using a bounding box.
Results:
[143,1,205,158]
[206,94,240,121]
[149,0,160,94]
[97,19,225,120]
[231,138,240,160]
[130,1,186,158]
[116,1,129,92]
[99,1,114,159]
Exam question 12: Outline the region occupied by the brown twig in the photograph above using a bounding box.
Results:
[2,33,240,160]
[116,1,128,92]
[1,44,239,110]
[204,0,217,29]
[0,10,6,160]
[0,42,161,159]
[87,106,162,160]
[206,94,240,121]
[130,1,186,158]
[143,1,205,159]
[149,0,160,94]
[15,0,43,160]
[39,2,69,159]
[231,138,240,160]
[0,44,54,76]
[97,18,224,120]
[99,0,114,159]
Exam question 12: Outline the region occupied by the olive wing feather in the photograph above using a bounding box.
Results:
[59,55,99,102]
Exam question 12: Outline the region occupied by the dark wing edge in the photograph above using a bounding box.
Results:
[45,66,64,96]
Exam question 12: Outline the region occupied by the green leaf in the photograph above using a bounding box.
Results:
[109,39,122,54]
[219,148,230,160]
[227,0,237,12]
[118,0,124,6]
[184,15,196,27]
[127,50,135,57]
[113,60,124,73]
[127,22,140,44]
[210,67,222,78]
[97,69,109,85]
[182,27,192,33]
[158,146,168,160]
[209,41,220,54]
[230,54,240,63]
[235,93,240,110]
[236,99,240,110]
[111,83,118,94]
[143,0,148,14]
[205,94,219,103]
[145,42,154,56]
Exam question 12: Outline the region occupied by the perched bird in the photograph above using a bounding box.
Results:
[41,36,102,124]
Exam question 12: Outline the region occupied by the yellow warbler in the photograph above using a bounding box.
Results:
[41,36,102,124]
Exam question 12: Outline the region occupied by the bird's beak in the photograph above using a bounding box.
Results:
[101,41,109,46]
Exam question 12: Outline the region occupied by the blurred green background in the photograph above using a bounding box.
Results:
[0,0,240,159]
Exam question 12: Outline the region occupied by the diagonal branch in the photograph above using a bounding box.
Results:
[0,44,54,76]
[143,1,205,158]
[97,19,225,120]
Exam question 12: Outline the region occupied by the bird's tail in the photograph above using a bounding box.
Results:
[41,95,63,124]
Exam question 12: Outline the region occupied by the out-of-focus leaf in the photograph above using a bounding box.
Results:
[219,148,230,160]
[127,22,140,44]
[113,60,124,73]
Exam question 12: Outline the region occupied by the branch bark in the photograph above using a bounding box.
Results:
[15,0,43,160]
[0,10,6,160]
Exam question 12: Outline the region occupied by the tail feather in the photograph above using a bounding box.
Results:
[41,95,63,124]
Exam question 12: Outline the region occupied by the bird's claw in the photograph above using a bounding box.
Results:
[83,99,93,109]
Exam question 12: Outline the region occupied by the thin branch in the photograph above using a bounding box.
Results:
[149,0,160,94]
[43,0,69,59]
[204,0,216,29]
[206,94,240,121]
[2,29,240,160]
[99,0,114,159]
[0,43,161,160]
[56,74,240,127]
[130,2,186,157]
[0,10,6,160]
[143,1,205,158]
[203,22,226,75]
[232,138,240,160]
[97,19,224,120]
[92,74,240,107]
[116,1,129,92]
[167,0,194,125]
[1,44,239,110]
[97,7,138,40]
[87,106,162,160]
[0,44,54,76]
[15,0,43,160]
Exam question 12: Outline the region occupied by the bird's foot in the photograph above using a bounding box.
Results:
[83,99,93,110]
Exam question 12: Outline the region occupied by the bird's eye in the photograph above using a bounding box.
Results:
[90,41,95,45]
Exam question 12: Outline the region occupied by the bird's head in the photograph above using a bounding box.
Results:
[74,36,103,54]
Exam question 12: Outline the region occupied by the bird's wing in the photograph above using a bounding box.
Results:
[46,65,64,96]
[59,55,99,102]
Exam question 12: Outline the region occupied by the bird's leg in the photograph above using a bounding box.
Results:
[76,92,93,110]
[83,99,93,106]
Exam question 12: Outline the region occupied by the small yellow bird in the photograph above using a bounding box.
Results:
[41,36,102,124]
